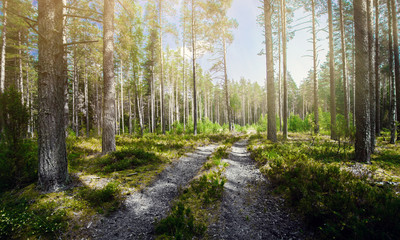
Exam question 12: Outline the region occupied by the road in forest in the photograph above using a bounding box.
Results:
[207,140,309,239]
[89,144,218,240]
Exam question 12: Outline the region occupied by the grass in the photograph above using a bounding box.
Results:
[0,132,235,239]
[248,132,400,239]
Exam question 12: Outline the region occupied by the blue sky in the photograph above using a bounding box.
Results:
[224,0,329,86]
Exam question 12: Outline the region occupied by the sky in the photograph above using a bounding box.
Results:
[223,0,329,87]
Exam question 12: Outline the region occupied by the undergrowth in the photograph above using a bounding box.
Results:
[155,144,231,239]
[248,133,400,239]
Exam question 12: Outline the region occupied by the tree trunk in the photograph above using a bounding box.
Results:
[328,0,337,140]
[38,0,68,191]
[340,0,350,134]
[85,59,89,138]
[264,0,276,142]
[0,0,7,92]
[387,0,396,143]
[18,31,24,104]
[223,36,232,132]
[191,0,197,135]
[367,0,376,151]
[102,0,116,153]
[120,62,124,134]
[375,0,380,135]
[282,0,288,139]
[159,0,165,134]
[391,0,400,141]
[354,0,371,163]
[312,0,319,134]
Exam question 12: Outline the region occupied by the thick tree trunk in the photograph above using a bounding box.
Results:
[102,0,116,153]
[375,0,380,135]
[391,0,400,141]
[282,0,288,139]
[38,0,68,191]
[312,0,319,134]
[264,0,276,142]
[340,0,350,134]
[367,0,376,152]
[354,0,371,163]
[0,0,7,93]
[328,0,337,140]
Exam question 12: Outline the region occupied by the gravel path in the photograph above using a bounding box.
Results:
[207,140,309,240]
[90,144,218,240]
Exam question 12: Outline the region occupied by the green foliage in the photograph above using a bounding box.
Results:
[155,202,206,240]
[249,137,400,239]
[0,88,35,192]
[288,115,310,132]
[100,148,161,173]
[0,87,29,148]
[77,182,122,214]
[256,114,267,133]
[0,196,67,239]
[190,171,225,204]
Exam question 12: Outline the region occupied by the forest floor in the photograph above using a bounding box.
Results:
[1,132,400,239]
[87,144,218,239]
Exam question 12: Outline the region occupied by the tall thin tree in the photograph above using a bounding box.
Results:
[102,0,116,153]
[328,0,336,140]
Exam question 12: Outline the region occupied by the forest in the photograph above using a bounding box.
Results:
[0,0,400,239]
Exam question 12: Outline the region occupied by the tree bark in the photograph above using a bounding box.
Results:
[38,0,68,191]
[102,0,116,153]
[223,36,232,132]
[328,0,337,140]
[0,0,7,93]
[191,0,197,135]
[367,0,376,152]
[312,0,319,134]
[375,0,380,136]
[282,0,288,139]
[264,0,276,142]
[159,0,165,134]
[387,0,396,144]
[340,0,350,134]
[391,0,400,141]
[354,0,371,163]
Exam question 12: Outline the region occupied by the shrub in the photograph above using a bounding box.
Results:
[155,202,206,240]
[77,182,122,214]
[0,88,35,192]
[249,140,400,239]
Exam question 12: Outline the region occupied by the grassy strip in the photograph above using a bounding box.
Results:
[154,137,242,239]
[248,133,400,239]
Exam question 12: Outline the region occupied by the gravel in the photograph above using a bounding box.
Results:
[207,140,310,240]
[89,144,218,240]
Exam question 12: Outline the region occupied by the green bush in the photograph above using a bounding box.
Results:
[0,88,35,192]
[250,141,400,239]
[98,148,161,173]
[77,182,122,214]
[155,202,206,240]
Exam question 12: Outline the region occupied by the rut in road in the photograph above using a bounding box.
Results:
[207,140,308,239]
[90,144,218,240]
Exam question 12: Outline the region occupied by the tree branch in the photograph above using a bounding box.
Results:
[64,40,99,47]
[63,5,102,16]
[64,14,102,23]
